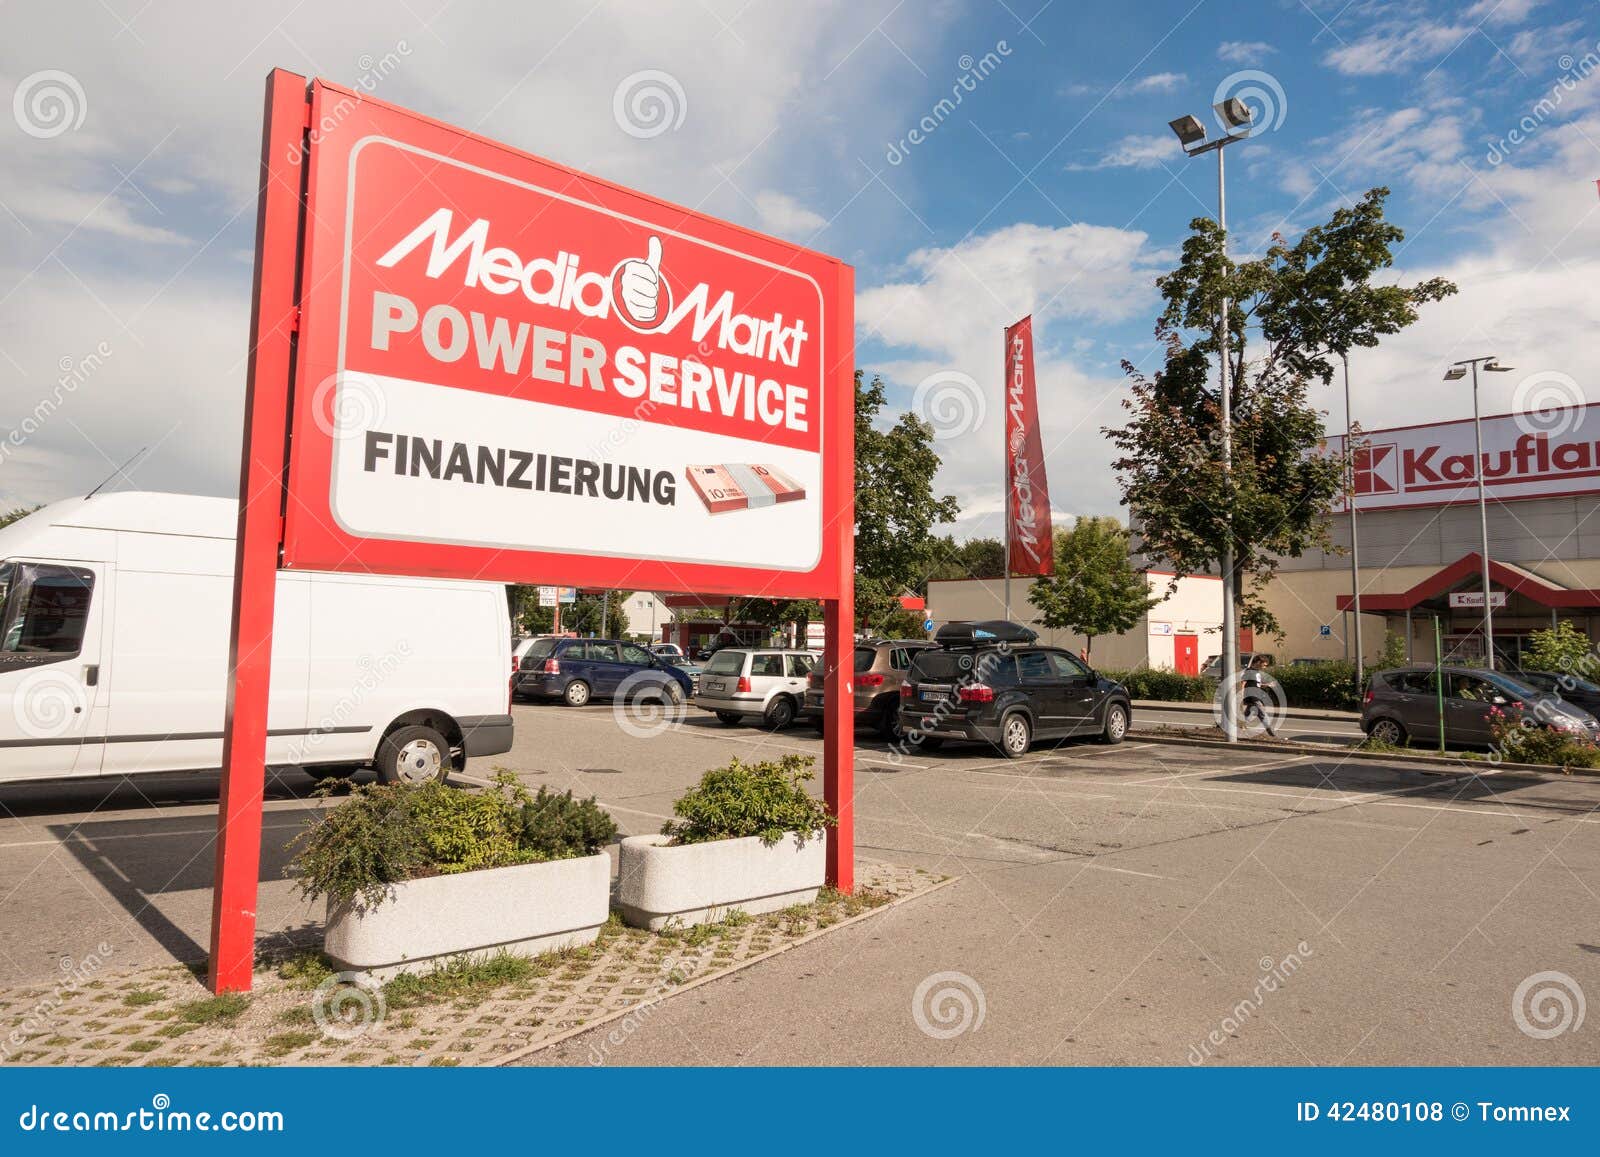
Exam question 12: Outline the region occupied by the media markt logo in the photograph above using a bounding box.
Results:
[1353,443,1397,496]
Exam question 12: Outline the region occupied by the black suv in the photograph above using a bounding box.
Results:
[898,620,1133,758]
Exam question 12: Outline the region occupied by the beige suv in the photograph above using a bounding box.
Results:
[695,648,819,729]
[802,639,933,739]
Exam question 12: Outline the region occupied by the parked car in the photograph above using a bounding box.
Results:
[516,637,692,706]
[650,643,686,661]
[660,655,703,693]
[801,638,934,739]
[899,620,1132,758]
[0,493,513,786]
[1360,665,1600,748]
[695,648,818,729]
[1201,651,1276,679]
[1507,669,1600,717]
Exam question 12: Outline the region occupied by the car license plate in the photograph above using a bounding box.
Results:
[921,687,949,702]
[705,679,724,692]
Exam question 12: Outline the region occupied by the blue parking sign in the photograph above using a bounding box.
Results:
[1318,624,1331,637]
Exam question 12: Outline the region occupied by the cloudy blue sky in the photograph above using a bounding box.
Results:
[2,0,1597,540]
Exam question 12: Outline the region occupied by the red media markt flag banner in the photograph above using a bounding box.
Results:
[1004,315,1052,576]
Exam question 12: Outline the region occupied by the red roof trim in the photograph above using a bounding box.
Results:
[1334,553,1600,612]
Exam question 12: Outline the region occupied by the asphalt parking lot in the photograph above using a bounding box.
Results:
[1,700,1596,1065]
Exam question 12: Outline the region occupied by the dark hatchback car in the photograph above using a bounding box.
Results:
[898,620,1132,758]
[1508,669,1600,717]
[1361,665,1600,747]
[515,637,693,707]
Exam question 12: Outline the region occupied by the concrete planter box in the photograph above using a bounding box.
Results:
[616,832,825,930]
[324,853,609,978]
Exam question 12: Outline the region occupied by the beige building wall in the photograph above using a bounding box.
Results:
[1260,494,1600,660]
[926,573,1223,671]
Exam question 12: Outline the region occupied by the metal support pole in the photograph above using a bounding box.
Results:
[1471,362,1495,669]
[209,69,308,994]
[1217,144,1239,741]
[1343,354,1363,687]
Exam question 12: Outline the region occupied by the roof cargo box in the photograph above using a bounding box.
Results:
[933,620,1038,647]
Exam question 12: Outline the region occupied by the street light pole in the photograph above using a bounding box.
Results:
[1169,99,1253,742]
[1444,356,1514,670]
[1343,353,1362,689]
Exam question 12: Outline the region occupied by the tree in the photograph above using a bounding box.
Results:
[1108,187,1456,635]
[924,535,1006,581]
[563,591,633,638]
[0,506,38,530]
[854,371,960,629]
[1523,621,1595,676]
[1027,518,1158,657]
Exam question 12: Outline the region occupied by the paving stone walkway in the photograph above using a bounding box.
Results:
[0,861,946,1067]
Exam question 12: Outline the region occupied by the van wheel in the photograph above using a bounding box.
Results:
[999,712,1032,759]
[376,725,451,785]
[563,680,592,707]
[1367,717,1408,746]
[764,696,797,730]
[1100,702,1129,745]
[716,711,743,726]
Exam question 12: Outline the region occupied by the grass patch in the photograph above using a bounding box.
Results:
[276,951,335,990]
[121,989,163,1008]
[262,1031,317,1057]
[124,1039,162,1054]
[275,1005,315,1027]
[383,951,540,1010]
[176,993,250,1026]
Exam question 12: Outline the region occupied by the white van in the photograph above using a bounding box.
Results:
[0,493,513,786]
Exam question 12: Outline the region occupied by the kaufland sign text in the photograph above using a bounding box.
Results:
[1329,404,1600,512]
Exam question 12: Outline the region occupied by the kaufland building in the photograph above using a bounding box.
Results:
[1272,403,1600,667]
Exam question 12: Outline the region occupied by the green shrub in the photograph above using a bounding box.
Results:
[1101,668,1214,703]
[1271,661,1362,711]
[1488,707,1600,770]
[289,771,615,910]
[520,787,619,860]
[664,754,835,847]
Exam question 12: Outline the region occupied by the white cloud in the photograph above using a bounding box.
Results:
[1324,22,1468,75]
[1125,71,1187,94]
[1217,41,1276,64]
[752,190,828,237]
[858,222,1165,533]
[0,0,952,505]
[1066,132,1177,171]
[1465,0,1543,24]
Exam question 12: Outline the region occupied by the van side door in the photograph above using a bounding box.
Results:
[0,560,106,779]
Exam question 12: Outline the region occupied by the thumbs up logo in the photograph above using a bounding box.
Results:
[613,235,670,331]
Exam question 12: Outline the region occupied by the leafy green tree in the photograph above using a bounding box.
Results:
[563,591,633,638]
[1027,517,1158,658]
[1108,187,1455,635]
[925,535,1006,581]
[854,371,960,629]
[1523,621,1595,676]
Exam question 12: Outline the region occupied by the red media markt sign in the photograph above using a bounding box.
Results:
[283,79,851,598]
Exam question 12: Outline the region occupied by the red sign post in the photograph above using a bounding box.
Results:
[209,71,855,992]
